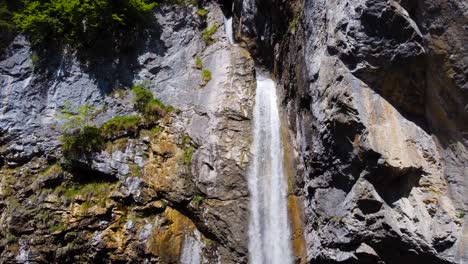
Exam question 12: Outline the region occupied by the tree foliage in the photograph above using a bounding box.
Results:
[13,0,158,46]
[0,0,20,54]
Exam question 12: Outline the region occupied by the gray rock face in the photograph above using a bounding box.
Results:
[0,2,254,263]
[0,0,466,263]
[235,0,467,263]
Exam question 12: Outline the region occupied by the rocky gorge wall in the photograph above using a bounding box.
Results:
[233,0,467,263]
[0,0,467,263]
[0,2,256,263]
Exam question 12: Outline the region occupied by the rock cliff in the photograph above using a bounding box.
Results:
[0,0,467,263]
[233,0,467,262]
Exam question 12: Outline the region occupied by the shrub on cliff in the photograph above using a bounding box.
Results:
[131,84,174,123]
[58,103,104,159]
[100,115,142,139]
[13,0,158,47]
[61,126,104,159]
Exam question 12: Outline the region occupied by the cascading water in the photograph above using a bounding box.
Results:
[248,72,293,264]
[224,16,235,45]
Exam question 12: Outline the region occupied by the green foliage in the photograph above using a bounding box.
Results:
[0,1,24,55]
[59,102,97,134]
[59,102,104,159]
[132,84,154,112]
[192,194,203,205]
[131,84,173,123]
[129,164,142,177]
[61,126,104,158]
[0,1,14,29]
[196,8,207,17]
[202,69,212,83]
[40,163,63,178]
[58,103,104,158]
[195,56,203,69]
[181,135,194,165]
[202,25,218,44]
[13,0,158,47]
[100,115,141,139]
[457,211,466,219]
[49,224,66,232]
[0,0,16,52]
[184,145,194,165]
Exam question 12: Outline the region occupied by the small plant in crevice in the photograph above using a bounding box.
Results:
[457,211,466,219]
[192,194,204,205]
[195,56,203,69]
[181,134,195,165]
[196,8,208,18]
[202,69,212,84]
[202,25,218,44]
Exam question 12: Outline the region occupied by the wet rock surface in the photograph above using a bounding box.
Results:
[233,0,467,263]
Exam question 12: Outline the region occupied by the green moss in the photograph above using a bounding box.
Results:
[184,146,194,165]
[195,56,203,69]
[140,125,162,139]
[288,3,303,33]
[49,224,66,232]
[202,69,212,83]
[63,182,113,200]
[202,25,218,44]
[181,135,195,165]
[40,163,63,177]
[100,115,142,139]
[130,164,143,177]
[105,137,129,153]
[196,8,208,17]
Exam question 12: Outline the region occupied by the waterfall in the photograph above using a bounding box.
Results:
[248,72,293,264]
[224,16,235,45]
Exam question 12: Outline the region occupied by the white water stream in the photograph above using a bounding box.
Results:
[248,73,293,264]
[224,16,235,45]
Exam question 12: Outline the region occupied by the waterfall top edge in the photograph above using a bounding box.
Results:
[255,68,273,81]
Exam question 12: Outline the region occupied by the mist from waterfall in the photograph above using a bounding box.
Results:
[248,72,293,264]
